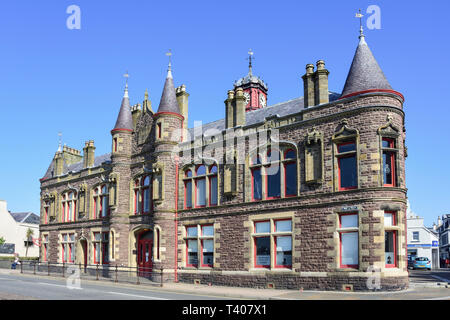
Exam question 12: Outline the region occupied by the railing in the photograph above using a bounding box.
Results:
[17,260,164,287]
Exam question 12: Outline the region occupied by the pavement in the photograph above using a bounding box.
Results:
[1,268,450,300]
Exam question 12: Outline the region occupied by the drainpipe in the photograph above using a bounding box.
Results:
[174,157,179,282]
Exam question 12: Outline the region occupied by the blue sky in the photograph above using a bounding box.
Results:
[0,1,448,227]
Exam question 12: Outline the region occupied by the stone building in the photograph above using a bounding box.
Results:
[39,30,408,291]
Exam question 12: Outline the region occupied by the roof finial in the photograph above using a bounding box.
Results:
[144,88,149,100]
[355,9,365,42]
[166,49,173,79]
[123,70,129,98]
[247,49,254,76]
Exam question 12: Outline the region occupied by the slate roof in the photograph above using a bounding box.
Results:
[156,69,181,114]
[9,212,40,225]
[187,92,341,141]
[341,36,392,98]
[112,88,133,131]
[42,153,111,180]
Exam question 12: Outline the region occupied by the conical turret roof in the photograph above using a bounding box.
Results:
[341,35,392,98]
[112,84,133,131]
[156,65,181,114]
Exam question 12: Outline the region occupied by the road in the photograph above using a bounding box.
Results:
[0,273,233,300]
[409,269,450,284]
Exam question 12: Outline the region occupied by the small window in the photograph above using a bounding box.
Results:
[186,226,198,237]
[201,225,214,237]
[384,212,396,227]
[275,219,292,232]
[382,138,396,187]
[255,221,270,233]
[338,213,359,269]
[412,231,419,241]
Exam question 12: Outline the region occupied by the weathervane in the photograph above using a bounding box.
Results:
[166,49,172,70]
[247,49,254,75]
[355,9,364,38]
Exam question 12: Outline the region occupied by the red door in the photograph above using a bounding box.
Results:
[137,231,153,277]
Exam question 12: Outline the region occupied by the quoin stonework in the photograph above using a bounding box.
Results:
[39,30,408,291]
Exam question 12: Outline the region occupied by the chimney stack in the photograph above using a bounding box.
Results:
[302,64,315,107]
[83,140,96,168]
[234,87,246,127]
[225,90,235,129]
[302,60,330,108]
[314,60,329,105]
[176,84,189,133]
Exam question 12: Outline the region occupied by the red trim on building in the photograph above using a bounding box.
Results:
[153,111,185,120]
[340,89,405,101]
[111,128,133,134]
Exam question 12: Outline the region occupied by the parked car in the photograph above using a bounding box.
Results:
[407,257,415,270]
[412,257,431,270]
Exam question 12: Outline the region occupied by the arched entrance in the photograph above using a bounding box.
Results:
[137,230,153,277]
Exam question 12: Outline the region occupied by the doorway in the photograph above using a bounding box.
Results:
[137,230,153,278]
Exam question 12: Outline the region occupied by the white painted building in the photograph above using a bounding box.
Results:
[0,200,40,257]
[407,201,439,269]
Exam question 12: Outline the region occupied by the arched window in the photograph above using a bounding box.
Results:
[184,170,193,209]
[195,165,207,208]
[251,155,263,201]
[61,191,77,222]
[209,165,218,206]
[93,185,109,219]
[183,164,219,209]
[283,149,297,197]
[133,176,152,215]
[249,147,297,202]
[266,149,281,199]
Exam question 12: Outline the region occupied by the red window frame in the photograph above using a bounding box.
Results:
[44,206,48,224]
[284,149,297,197]
[113,138,118,152]
[265,149,281,200]
[208,165,218,207]
[184,180,192,209]
[274,235,292,268]
[251,167,262,201]
[186,239,198,267]
[194,165,206,208]
[384,211,397,226]
[382,138,396,187]
[200,239,214,267]
[141,176,151,214]
[339,231,359,269]
[93,232,109,265]
[254,220,271,269]
[338,213,359,269]
[385,230,397,268]
[254,236,271,268]
[337,141,357,191]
